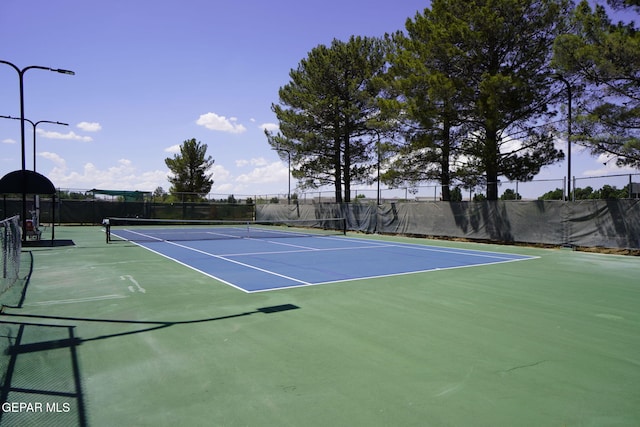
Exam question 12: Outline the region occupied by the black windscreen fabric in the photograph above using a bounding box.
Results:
[256,200,640,249]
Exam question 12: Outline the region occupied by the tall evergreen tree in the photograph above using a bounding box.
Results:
[165,138,214,200]
[267,36,388,203]
[387,0,569,200]
[607,0,640,10]
[382,9,470,200]
[553,0,640,168]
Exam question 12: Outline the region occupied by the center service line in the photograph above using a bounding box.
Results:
[165,240,312,285]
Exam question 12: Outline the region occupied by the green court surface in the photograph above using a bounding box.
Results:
[1,226,639,426]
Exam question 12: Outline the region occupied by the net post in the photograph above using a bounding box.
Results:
[102,218,111,243]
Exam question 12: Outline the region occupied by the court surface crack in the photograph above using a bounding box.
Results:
[502,360,550,374]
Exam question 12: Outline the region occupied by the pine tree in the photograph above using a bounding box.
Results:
[553,0,640,168]
[267,36,389,202]
[388,0,570,200]
[165,138,214,201]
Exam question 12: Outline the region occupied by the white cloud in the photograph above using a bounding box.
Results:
[260,123,279,132]
[596,153,616,167]
[202,161,290,194]
[211,164,232,182]
[500,138,523,153]
[196,112,247,134]
[209,164,235,193]
[77,122,102,132]
[39,151,66,167]
[41,154,167,191]
[2,138,16,144]
[214,183,235,192]
[34,152,289,196]
[236,157,269,168]
[164,144,181,154]
[236,161,288,184]
[36,129,93,142]
[583,153,636,177]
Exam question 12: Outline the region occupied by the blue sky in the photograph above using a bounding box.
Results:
[1,0,637,200]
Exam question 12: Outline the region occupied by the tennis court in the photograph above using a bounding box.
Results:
[108,219,536,292]
[1,225,639,426]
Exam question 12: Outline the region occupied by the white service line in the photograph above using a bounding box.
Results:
[323,235,537,261]
[217,243,398,257]
[248,255,537,293]
[165,240,312,285]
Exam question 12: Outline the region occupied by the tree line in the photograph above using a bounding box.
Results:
[265,0,640,202]
[165,0,639,203]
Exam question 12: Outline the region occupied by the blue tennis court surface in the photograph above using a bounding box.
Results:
[111,229,537,292]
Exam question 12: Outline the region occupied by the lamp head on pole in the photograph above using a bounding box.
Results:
[53,68,75,75]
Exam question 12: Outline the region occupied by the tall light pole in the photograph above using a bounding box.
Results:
[374,131,381,205]
[272,145,291,204]
[556,74,572,201]
[0,60,74,240]
[0,115,68,171]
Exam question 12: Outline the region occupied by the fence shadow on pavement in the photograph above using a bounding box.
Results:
[0,304,298,426]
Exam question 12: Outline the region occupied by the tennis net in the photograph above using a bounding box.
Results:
[1,216,22,296]
[107,217,347,242]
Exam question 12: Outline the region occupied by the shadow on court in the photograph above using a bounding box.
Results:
[0,304,298,426]
[1,304,299,342]
[22,240,75,248]
[0,322,86,426]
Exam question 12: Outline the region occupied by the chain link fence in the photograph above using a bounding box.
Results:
[0,172,637,223]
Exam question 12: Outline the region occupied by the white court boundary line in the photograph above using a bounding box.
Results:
[322,235,539,261]
[110,233,313,293]
[249,256,536,293]
[166,240,312,286]
[111,232,538,293]
[26,294,128,306]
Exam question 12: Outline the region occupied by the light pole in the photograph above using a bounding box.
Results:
[0,60,74,240]
[556,74,572,201]
[272,145,291,204]
[370,129,385,205]
[377,141,381,206]
[0,115,68,171]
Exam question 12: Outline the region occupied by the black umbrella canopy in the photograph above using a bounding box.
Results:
[0,170,56,194]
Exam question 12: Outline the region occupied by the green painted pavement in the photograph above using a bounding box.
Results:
[1,226,639,426]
